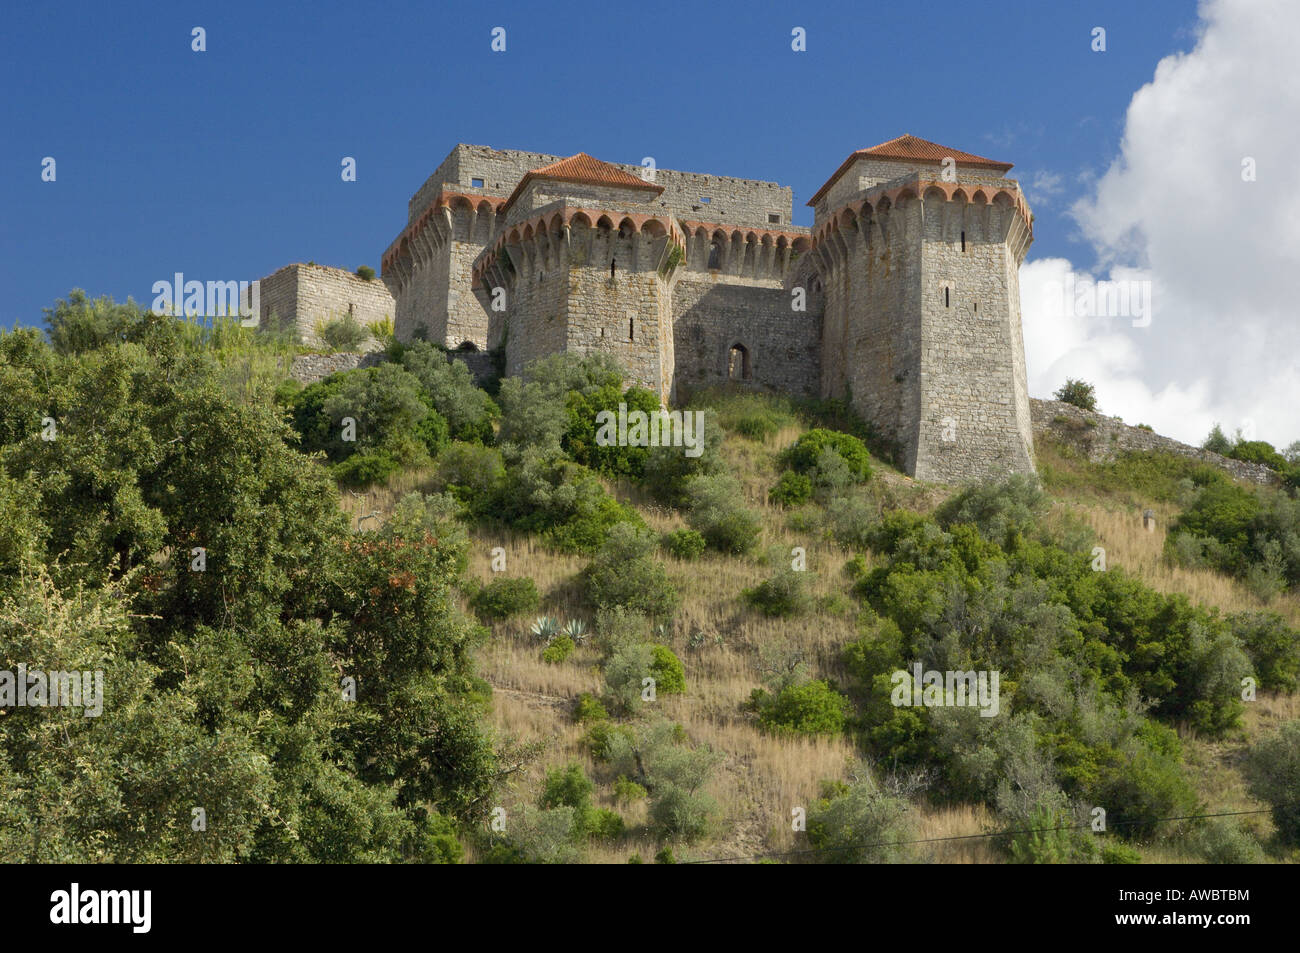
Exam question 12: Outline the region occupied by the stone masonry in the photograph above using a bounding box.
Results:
[258,263,395,350]
[267,135,1044,484]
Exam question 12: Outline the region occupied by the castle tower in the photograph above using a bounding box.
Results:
[471,153,687,403]
[808,135,1036,482]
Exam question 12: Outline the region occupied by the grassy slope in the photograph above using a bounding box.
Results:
[337,415,1298,863]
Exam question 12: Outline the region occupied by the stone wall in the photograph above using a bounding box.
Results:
[913,190,1035,482]
[1030,399,1280,485]
[259,264,394,349]
[672,278,819,399]
[288,351,385,384]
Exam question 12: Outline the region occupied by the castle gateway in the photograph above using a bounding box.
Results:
[360,136,1033,483]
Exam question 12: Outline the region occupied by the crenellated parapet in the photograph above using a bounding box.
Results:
[678,221,811,283]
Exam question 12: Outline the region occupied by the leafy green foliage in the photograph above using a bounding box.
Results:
[399,342,499,444]
[661,528,706,560]
[743,566,810,617]
[683,474,762,555]
[807,774,913,863]
[583,523,678,620]
[649,644,686,695]
[769,470,813,508]
[1054,378,1098,411]
[750,679,849,736]
[470,576,541,621]
[781,429,872,483]
[1245,719,1300,846]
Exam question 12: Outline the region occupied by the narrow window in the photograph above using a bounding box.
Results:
[610,257,616,279]
[768,213,781,224]
[944,288,950,308]
[960,230,966,252]
[629,316,635,341]
[728,343,751,381]
[471,177,484,188]
[974,301,978,313]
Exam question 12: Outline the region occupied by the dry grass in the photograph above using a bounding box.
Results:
[327,416,1300,863]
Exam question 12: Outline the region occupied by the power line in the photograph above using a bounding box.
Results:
[683,808,1271,864]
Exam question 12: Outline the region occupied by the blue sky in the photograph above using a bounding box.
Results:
[1,0,1199,328]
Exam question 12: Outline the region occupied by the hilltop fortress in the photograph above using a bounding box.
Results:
[262,136,1037,482]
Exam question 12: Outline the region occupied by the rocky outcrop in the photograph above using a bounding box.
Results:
[1029,398,1279,486]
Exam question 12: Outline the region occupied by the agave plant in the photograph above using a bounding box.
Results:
[529,616,560,642]
[561,619,587,644]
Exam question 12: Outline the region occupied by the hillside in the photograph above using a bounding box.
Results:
[4,304,1298,865]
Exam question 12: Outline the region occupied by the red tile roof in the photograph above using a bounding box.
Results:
[502,152,664,213]
[808,134,1013,206]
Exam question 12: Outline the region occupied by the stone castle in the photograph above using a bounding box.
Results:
[262,135,1037,482]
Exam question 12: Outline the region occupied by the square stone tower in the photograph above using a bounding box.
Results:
[808,135,1036,481]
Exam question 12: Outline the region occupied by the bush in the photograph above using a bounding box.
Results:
[356,265,376,281]
[936,473,1047,546]
[641,409,725,507]
[661,528,706,560]
[564,383,661,477]
[573,693,608,724]
[317,313,370,351]
[1005,797,1098,864]
[769,470,813,508]
[1229,440,1287,471]
[807,774,913,863]
[400,342,499,443]
[1100,841,1143,864]
[470,576,540,621]
[613,776,648,802]
[585,808,625,841]
[541,635,575,664]
[751,679,848,735]
[603,640,656,714]
[683,474,762,555]
[781,429,872,482]
[1193,817,1265,864]
[1245,719,1300,846]
[1054,378,1097,411]
[432,441,507,511]
[743,567,810,617]
[584,523,678,620]
[649,644,686,695]
[330,450,400,488]
[1202,423,1233,455]
[1230,611,1300,691]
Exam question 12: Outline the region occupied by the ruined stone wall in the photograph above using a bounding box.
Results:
[912,192,1035,482]
[1030,399,1280,486]
[258,264,394,349]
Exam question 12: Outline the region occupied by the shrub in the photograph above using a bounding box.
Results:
[540,763,593,823]
[1054,378,1097,411]
[806,774,913,863]
[400,341,499,443]
[1202,423,1233,455]
[769,470,813,508]
[317,313,370,351]
[743,567,810,617]
[330,450,400,488]
[469,576,540,621]
[356,265,376,281]
[497,449,643,555]
[661,528,706,560]
[1245,719,1300,846]
[603,640,656,714]
[317,363,446,462]
[432,441,507,511]
[781,429,872,482]
[614,776,648,802]
[585,808,625,841]
[683,474,762,555]
[541,635,575,664]
[1229,440,1287,471]
[936,473,1047,546]
[1193,817,1265,864]
[1229,611,1300,692]
[573,693,608,724]
[583,523,678,620]
[750,679,848,735]
[604,719,720,842]
[649,644,686,695]
[641,409,725,507]
[564,383,661,477]
[1100,841,1143,864]
[1005,796,1098,864]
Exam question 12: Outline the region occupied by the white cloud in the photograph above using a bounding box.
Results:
[1021,0,1300,449]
